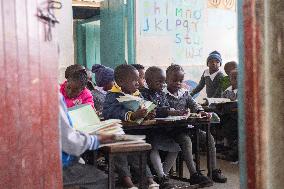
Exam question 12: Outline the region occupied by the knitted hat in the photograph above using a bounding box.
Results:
[207,51,222,66]
[92,64,114,87]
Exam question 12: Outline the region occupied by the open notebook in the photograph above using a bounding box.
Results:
[116,94,157,124]
[68,104,123,135]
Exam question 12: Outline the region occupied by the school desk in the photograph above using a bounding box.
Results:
[100,143,152,189]
[122,117,214,181]
[203,101,238,115]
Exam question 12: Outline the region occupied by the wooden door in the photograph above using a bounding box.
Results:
[0,0,62,188]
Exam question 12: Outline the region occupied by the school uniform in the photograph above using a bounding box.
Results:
[164,88,218,173]
[140,88,181,153]
[191,69,224,98]
[59,94,107,189]
[222,86,238,101]
[91,86,107,114]
[102,84,153,179]
[222,86,238,150]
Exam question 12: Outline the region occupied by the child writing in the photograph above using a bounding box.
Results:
[91,64,115,113]
[103,64,158,189]
[131,64,146,90]
[140,66,184,188]
[191,51,225,98]
[221,61,237,92]
[60,66,94,109]
[165,64,227,185]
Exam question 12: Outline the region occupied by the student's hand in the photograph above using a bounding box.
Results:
[131,108,148,120]
[145,110,156,120]
[168,109,188,116]
[199,111,211,119]
[97,134,116,144]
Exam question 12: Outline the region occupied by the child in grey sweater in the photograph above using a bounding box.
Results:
[191,51,225,98]
[165,64,227,185]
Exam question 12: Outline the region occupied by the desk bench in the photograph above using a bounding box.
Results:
[101,143,152,189]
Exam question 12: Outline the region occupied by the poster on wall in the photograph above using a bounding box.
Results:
[139,0,205,65]
[207,0,236,11]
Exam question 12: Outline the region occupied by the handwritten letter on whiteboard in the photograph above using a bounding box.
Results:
[138,0,205,65]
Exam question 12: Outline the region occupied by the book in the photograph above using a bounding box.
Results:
[114,134,146,141]
[99,140,145,148]
[99,134,146,148]
[116,95,157,124]
[68,104,123,135]
[204,98,232,106]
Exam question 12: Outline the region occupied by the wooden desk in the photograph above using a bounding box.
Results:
[203,101,238,115]
[122,118,213,179]
[101,143,152,189]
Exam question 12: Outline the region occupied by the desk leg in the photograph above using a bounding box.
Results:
[206,123,212,179]
[195,128,200,172]
[108,154,115,189]
[139,152,147,189]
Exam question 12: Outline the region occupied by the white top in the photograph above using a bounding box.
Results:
[163,88,188,98]
[204,69,221,81]
[225,86,238,94]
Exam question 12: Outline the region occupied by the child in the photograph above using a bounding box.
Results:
[191,51,225,98]
[91,64,114,113]
[86,69,96,91]
[165,64,227,184]
[131,64,146,90]
[221,61,237,92]
[222,69,238,161]
[60,68,94,108]
[103,64,158,189]
[140,66,183,187]
[222,69,238,101]
[65,64,85,80]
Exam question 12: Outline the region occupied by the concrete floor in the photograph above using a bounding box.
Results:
[181,156,240,189]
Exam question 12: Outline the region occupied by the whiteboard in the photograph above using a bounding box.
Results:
[135,0,238,82]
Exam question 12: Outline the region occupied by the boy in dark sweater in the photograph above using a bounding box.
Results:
[140,67,184,188]
[165,64,227,185]
[103,64,158,189]
[191,51,225,98]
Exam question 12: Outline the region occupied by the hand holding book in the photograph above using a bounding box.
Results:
[97,134,116,144]
[130,108,148,120]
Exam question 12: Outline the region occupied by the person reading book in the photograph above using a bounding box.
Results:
[59,94,115,189]
[131,64,146,90]
[60,66,94,109]
[140,66,191,188]
[165,64,227,185]
[103,64,158,189]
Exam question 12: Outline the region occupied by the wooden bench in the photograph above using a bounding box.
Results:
[101,143,152,189]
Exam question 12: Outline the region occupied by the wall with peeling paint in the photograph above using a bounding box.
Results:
[265,0,284,188]
[56,0,75,83]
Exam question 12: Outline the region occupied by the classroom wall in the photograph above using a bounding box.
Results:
[56,0,75,83]
[135,0,238,99]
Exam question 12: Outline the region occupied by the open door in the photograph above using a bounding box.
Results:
[0,0,62,188]
[74,18,101,70]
